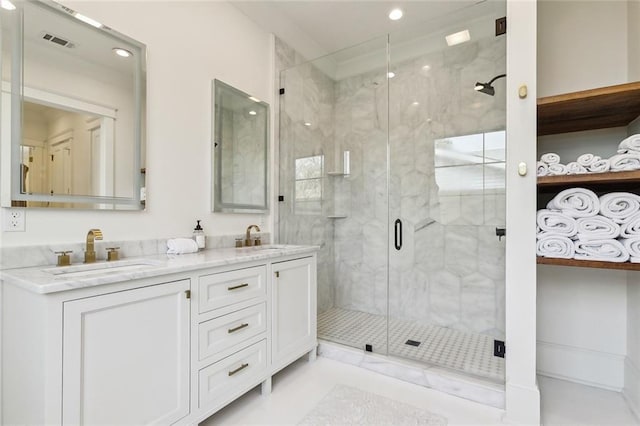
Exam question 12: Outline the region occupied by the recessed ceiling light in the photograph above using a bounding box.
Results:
[304,122,311,126]
[445,30,470,46]
[113,48,133,58]
[388,8,403,21]
[249,110,257,116]
[411,101,419,106]
[422,65,431,71]
[248,96,261,102]
[74,12,103,28]
[0,0,15,11]
[388,72,395,79]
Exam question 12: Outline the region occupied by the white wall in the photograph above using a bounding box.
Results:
[537,0,630,390]
[629,0,640,81]
[537,0,628,97]
[1,1,274,246]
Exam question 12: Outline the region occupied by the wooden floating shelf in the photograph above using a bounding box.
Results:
[537,256,640,271]
[538,81,640,136]
[538,170,640,189]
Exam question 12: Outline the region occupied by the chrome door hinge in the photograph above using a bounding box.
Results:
[185,290,191,299]
[275,271,280,278]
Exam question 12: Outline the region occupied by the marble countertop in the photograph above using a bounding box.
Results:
[0,244,318,295]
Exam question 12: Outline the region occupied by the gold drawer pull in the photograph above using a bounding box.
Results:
[227,283,249,291]
[228,323,249,334]
[228,363,249,376]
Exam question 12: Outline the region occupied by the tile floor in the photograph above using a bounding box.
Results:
[318,307,505,382]
[201,357,639,425]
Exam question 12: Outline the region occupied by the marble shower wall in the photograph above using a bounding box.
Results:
[276,38,337,313]
[333,36,507,339]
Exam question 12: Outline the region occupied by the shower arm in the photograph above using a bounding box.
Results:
[487,74,507,85]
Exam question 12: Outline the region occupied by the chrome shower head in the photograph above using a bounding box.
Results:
[474,74,506,96]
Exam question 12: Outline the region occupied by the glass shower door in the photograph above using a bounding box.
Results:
[387,1,507,382]
[277,36,390,356]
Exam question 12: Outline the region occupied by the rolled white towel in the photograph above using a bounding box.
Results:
[575,216,620,241]
[541,153,561,165]
[548,163,568,176]
[566,162,588,175]
[617,134,640,154]
[537,161,549,177]
[577,153,601,167]
[623,237,640,263]
[588,159,611,173]
[609,153,640,171]
[167,238,199,255]
[621,212,640,238]
[536,234,575,259]
[574,239,630,263]
[599,192,640,223]
[536,209,577,237]
[547,188,599,218]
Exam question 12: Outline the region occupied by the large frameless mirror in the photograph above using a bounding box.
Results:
[212,79,269,213]
[1,0,146,209]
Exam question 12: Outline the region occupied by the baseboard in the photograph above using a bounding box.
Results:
[623,357,640,422]
[503,382,540,426]
[537,340,624,391]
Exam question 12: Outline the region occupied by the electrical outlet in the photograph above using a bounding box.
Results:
[3,209,25,232]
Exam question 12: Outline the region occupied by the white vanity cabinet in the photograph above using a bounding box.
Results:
[272,256,317,372]
[1,247,318,425]
[62,280,190,425]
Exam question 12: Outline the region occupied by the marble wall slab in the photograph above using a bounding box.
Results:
[0,232,271,270]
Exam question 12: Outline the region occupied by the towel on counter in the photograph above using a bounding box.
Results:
[547,188,599,218]
[548,163,568,176]
[167,238,199,255]
[566,162,588,175]
[623,237,640,263]
[617,134,640,154]
[536,235,575,259]
[588,159,611,173]
[609,153,640,171]
[574,239,630,263]
[599,192,640,223]
[537,161,549,177]
[540,153,561,165]
[577,153,601,167]
[536,209,577,237]
[575,216,620,241]
[621,212,640,238]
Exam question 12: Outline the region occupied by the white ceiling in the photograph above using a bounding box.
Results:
[233,0,496,57]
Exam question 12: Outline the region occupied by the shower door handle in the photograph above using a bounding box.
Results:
[394,219,402,250]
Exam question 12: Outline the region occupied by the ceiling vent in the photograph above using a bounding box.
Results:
[40,32,75,49]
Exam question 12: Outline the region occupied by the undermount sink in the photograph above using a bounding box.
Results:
[43,259,164,278]
[239,244,292,251]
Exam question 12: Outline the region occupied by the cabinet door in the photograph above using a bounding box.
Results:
[272,257,317,366]
[62,280,190,425]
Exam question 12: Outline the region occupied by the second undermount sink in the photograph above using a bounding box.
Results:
[43,259,164,279]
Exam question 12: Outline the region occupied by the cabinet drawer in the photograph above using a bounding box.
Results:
[198,303,266,360]
[198,265,266,314]
[198,340,267,408]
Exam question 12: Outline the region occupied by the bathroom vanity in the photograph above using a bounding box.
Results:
[1,245,317,425]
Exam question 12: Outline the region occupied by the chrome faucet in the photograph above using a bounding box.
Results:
[84,229,103,263]
[245,224,260,247]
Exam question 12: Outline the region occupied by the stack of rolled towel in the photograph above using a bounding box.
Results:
[537,134,640,176]
[537,188,640,263]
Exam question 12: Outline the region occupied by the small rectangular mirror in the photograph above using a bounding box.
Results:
[212,79,269,213]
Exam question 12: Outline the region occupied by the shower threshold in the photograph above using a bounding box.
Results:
[317,308,505,383]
